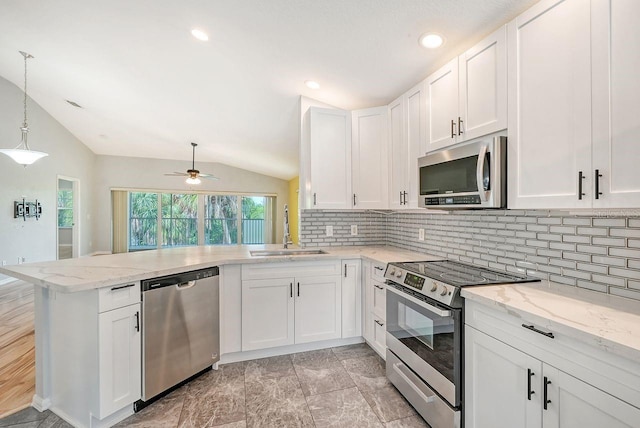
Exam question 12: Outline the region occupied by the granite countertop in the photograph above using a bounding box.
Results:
[462,281,640,363]
[0,245,434,293]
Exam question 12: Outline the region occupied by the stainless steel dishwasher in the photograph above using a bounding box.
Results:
[140,267,219,403]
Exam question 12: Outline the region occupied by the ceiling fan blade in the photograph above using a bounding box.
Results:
[200,174,220,181]
[164,172,188,176]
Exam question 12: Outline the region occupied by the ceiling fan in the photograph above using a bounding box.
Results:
[164,142,219,184]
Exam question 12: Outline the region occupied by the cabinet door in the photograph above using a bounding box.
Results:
[352,107,389,209]
[309,107,352,209]
[388,95,406,208]
[465,327,542,428]
[425,57,459,152]
[507,0,592,209]
[404,82,424,208]
[98,303,141,418]
[295,276,342,344]
[341,260,362,339]
[459,26,507,142]
[543,364,640,428]
[592,0,640,208]
[242,278,295,351]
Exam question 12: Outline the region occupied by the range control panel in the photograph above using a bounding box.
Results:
[384,264,459,307]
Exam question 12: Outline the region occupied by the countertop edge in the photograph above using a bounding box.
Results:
[461,283,640,363]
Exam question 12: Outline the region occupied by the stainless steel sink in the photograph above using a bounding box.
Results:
[250,249,328,257]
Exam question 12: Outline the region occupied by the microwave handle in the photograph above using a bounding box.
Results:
[476,143,489,202]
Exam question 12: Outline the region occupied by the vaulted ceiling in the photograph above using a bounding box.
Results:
[0,0,535,179]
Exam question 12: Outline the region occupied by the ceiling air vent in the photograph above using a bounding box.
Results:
[66,100,83,108]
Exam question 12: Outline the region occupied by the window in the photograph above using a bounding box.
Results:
[242,196,266,244]
[125,191,276,251]
[162,193,198,247]
[129,192,158,250]
[57,189,73,227]
[204,195,238,245]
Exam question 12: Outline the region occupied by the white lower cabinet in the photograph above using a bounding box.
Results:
[242,278,295,350]
[465,301,640,428]
[98,303,141,418]
[44,283,142,427]
[341,259,362,339]
[241,261,345,352]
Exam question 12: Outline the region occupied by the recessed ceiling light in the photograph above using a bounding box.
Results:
[419,33,444,49]
[305,80,320,90]
[191,28,209,41]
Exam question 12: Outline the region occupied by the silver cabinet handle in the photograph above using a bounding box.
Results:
[451,119,456,138]
[374,284,384,290]
[374,320,384,327]
[458,117,463,135]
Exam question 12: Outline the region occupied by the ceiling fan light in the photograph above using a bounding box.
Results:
[186,176,201,185]
[0,148,48,166]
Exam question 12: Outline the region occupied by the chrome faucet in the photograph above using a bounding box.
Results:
[283,204,293,249]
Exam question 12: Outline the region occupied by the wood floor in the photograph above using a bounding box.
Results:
[0,280,35,419]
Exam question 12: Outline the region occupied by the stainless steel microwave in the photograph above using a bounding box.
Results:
[418,136,506,209]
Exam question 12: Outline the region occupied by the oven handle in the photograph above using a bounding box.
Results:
[392,361,437,404]
[476,143,489,202]
[386,284,452,318]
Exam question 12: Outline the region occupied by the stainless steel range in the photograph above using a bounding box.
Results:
[384,260,539,428]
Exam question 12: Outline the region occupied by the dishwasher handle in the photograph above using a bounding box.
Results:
[176,280,196,290]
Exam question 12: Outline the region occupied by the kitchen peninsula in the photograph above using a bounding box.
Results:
[0,244,428,428]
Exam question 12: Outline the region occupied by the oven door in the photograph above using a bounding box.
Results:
[386,283,462,407]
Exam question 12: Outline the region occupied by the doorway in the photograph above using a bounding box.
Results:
[57,177,80,259]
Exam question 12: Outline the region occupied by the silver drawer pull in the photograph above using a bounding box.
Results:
[374,320,384,327]
[111,283,135,291]
[374,266,385,271]
[374,284,384,290]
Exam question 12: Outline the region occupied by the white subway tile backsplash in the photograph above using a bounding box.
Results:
[300,209,640,299]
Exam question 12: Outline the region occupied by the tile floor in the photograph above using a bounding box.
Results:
[0,344,428,427]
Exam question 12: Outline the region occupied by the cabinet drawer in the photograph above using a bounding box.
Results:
[98,282,140,313]
[372,316,387,358]
[371,262,387,282]
[372,280,386,319]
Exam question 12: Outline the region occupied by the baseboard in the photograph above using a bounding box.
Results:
[85,251,112,257]
[219,336,364,364]
[31,394,51,411]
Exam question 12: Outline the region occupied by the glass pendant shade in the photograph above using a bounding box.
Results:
[1,51,48,166]
[185,176,201,185]
[0,148,48,165]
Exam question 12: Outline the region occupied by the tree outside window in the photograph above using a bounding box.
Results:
[129,192,158,250]
[162,193,198,247]
[57,189,73,227]
[204,195,238,245]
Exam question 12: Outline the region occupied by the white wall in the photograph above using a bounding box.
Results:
[0,76,95,278]
[92,155,290,252]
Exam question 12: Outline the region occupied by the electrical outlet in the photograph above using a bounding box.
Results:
[326,225,333,237]
[418,228,425,241]
[351,225,358,236]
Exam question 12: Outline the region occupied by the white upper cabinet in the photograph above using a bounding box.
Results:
[308,107,352,209]
[389,95,406,208]
[507,0,592,209]
[425,26,507,153]
[425,58,460,152]
[591,0,640,208]
[509,0,640,209]
[352,107,389,209]
[389,83,423,210]
[459,26,507,142]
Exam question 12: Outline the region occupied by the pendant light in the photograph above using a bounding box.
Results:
[0,51,48,166]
